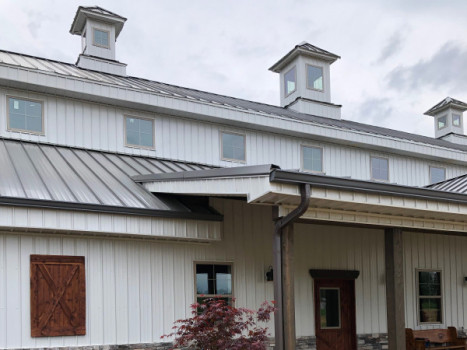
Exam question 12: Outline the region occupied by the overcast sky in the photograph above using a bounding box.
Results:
[1,0,466,137]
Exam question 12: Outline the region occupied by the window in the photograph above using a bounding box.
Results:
[453,114,462,127]
[8,97,43,134]
[221,132,245,162]
[93,28,109,48]
[125,116,154,148]
[195,263,233,306]
[302,145,323,172]
[438,115,447,129]
[30,255,86,336]
[307,65,323,91]
[284,66,297,96]
[370,156,389,181]
[417,270,442,324]
[319,288,341,329]
[430,166,446,184]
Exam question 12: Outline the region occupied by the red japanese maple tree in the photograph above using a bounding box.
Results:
[162,298,275,350]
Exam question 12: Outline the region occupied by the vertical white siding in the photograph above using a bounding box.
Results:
[404,232,467,330]
[0,88,465,187]
[294,224,387,336]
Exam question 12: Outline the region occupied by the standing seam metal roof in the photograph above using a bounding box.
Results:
[1,50,467,152]
[427,174,467,194]
[0,138,216,216]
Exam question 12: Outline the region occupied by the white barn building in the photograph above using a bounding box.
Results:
[0,6,466,350]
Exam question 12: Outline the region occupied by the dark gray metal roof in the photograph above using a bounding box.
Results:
[1,50,467,152]
[427,174,467,194]
[70,6,127,37]
[424,97,467,116]
[0,138,220,220]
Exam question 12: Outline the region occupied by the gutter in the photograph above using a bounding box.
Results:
[273,183,310,350]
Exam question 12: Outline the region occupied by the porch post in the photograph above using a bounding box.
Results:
[273,209,284,350]
[385,228,406,350]
[282,224,296,350]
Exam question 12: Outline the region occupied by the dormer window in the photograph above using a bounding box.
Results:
[307,65,323,91]
[93,28,110,48]
[284,66,297,96]
[437,115,447,130]
[453,114,461,127]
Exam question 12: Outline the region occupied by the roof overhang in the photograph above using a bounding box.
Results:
[269,46,340,73]
[134,165,467,233]
[70,6,127,38]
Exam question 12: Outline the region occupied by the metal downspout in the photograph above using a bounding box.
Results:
[273,183,311,350]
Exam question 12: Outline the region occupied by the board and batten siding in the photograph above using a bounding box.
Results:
[0,88,466,187]
[404,232,467,330]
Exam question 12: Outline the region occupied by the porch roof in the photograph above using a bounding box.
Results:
[133,164,467,233]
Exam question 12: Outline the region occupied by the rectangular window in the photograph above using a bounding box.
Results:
[284,66,297,96]
[302,145,323,172]
[307,65,323,91]
[371,156,389,181]
[125,116,154,148]
[430,166,446,184]
[438,115,447,129]
[418,270,442,324]
[195,263,233,306]
[30,255,86,336]
[319,288,341,329]
[221,132,245,162]
[8,97,43,134]
[93,28,109,48]
[453,114,462,127]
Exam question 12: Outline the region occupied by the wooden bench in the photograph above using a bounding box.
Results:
[406,327,467,350]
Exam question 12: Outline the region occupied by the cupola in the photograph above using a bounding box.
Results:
[269,42,341,119]
[424,97,467,144]
[70,6,127,76]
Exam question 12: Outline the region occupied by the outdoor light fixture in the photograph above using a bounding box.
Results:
[266,266,273,282]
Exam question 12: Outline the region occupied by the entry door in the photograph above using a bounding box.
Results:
[314,279,357,350]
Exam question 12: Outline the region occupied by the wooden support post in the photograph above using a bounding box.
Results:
[273,219,284,350]
[282,224,296,350]
[385,228,406,350]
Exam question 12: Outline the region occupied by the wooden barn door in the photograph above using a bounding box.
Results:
[30,255,86,337]
[314,278,356,350]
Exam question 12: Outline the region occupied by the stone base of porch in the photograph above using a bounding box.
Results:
[295,333,388,350]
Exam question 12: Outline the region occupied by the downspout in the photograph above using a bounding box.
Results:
[273,183,311,350]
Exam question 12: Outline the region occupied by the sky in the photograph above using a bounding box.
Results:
[1,0,467,137]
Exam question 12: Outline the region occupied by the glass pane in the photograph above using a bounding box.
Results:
[307,66,323,90]
[9,113,26,130]
[126,130,139,146]
[430,167,445,184]
[26,101,42,118]
[126,117,139,131]
[284,67,296,95]
[126,117,154,147]
[140,132,154,147]
[222,133,245,161]
[319,288,340,328]
[419,298,441,323]
[453,114,461,126]
[371,157,388,181]
[438,115,447,129]
[139,119,153,132]
[303,146,322,172]
[419,271,441,296]
[94,29,109,47]
[215,273,232,295]
[9,98,42,132]
[27,116,42,132]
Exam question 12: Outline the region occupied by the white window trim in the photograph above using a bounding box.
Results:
[306,64,324,92]
[6,95,45,136]
[437,114,448,130]
[370,156,390,182]
[92,27,110,49]
[194,261,234,306]
[301,144,324,174]
[429,166,446,185]
[452,113,462,127]
[220,131,246,163]
[284,65,297,97]
[124,115,155,150]
[416,269,443,325]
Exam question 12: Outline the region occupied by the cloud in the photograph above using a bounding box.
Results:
[377,31,405,64]
[386,42,467,92]
[354,98,393,125]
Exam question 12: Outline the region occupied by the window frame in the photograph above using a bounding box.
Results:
[429,166,446,185]
[306,64,324,92]
[7,95,45,135]
[437,115,448,130]
[92,27,110,49]
[416,269,443,325]
[301,144,324,173]
[194,261,234,306]
[452,113,462,127]
[370,156,390,182]
[124,115,155,150]
[220,131,246,163]
[284,65,297,97]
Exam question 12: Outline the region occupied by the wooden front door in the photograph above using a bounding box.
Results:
[314,279,357,350]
